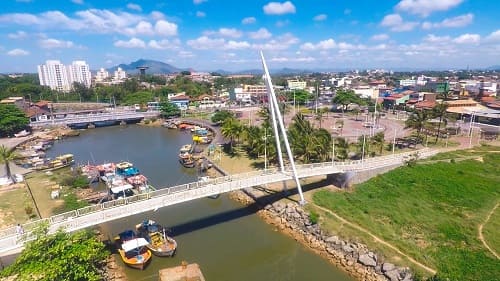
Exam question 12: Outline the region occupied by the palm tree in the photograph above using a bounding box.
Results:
[432,102,449,143]
[0,145,17,180]
[315,110,324,128]
[334,137,349,161]
[370,132,385,154]
[221,118,243,151]
[405,109,430,138]
[352,108,360,121]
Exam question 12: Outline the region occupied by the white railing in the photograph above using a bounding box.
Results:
[0,148,436,254]
[30,111,160,127]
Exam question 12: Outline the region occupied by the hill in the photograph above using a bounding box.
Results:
[108,59,182,74]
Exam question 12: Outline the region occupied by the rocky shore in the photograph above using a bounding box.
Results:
[230,189,415,281]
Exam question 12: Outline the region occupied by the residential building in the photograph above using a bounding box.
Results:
[399,79,416,87]
[353,86,379,99]
[68,60,91,87]
[168,93,190,110]
[287,79,307,90]
[37,60,92,91]
[233,88,252,104]
[37,60,71,92]
[95,68,109,82]
[113,67,127,81]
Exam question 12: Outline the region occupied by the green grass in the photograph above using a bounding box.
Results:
[482,205,500,257]
[313,149,500,280]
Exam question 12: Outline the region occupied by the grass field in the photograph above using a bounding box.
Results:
[313,146,500,280]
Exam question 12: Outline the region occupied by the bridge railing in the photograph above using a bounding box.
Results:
[0,148,435,250]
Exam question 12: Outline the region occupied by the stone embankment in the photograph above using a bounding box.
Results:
[230,190,414,281]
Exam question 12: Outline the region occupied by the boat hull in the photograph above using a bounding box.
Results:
[69,122,89,129]
[93,120,119,127]
[117,249,152,270]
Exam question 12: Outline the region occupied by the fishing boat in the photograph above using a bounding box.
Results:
[136,220,177,257]
[115,230,152,270]
[116,162,140,177]
[179,156,196,168]
[93,120,119,127]
[69,122,89,129]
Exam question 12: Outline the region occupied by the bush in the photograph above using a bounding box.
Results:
[144,119,151,124]
[309,210,320,224]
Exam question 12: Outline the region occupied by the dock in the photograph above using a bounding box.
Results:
[158,262,206,281]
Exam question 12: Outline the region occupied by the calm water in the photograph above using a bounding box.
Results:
[46,125,354,281]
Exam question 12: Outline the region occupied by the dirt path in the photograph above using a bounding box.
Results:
[313,204,437,275]
[478,202,500,259]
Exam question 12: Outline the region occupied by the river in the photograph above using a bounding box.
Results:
[46,125,354,281]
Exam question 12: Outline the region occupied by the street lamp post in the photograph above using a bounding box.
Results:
[392,127,396,155]
[331,137,335,165]
[468,111,476,148]
[263,128,268,171]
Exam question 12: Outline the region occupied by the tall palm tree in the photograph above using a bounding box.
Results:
[334,137,349,161]
[370,132,385,154]
[221,118,243,151]
[432,102,449,143]
[0,145,17,180]
[315,110,324,128]
[405,109,430,138]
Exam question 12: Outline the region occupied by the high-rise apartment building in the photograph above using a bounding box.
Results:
[37,60,70,92]
[113,67,127,81]
[95,68,109,82]
[37,60,92,92]
[68,61,91,87]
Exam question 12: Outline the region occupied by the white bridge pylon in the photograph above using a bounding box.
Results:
[260,51,306,205]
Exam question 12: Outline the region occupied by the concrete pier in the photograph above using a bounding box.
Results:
[158,262,206,281]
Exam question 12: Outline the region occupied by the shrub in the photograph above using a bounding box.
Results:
[144,119,151,124]
[309,210,320,224]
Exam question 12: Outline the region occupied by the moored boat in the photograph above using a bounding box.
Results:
[136,220,177,257]
[93,120,119,127]
[116,162,140,177]
[179,156,196,168]
[115,230,152,270]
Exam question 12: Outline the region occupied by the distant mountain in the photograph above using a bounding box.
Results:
[108,59,182,74]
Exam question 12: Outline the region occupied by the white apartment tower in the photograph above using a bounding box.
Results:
[95,68,110,82]
[68,61,91,87]
[113,67,127,81]
[37,60,92,92]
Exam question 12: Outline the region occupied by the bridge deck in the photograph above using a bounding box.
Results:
[0,149,436,254]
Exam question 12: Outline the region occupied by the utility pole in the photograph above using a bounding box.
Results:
[392,128,396,155]
[332,137,335,164]
[361,133,366,162]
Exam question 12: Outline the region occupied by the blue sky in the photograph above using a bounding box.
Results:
[0,0,499,72]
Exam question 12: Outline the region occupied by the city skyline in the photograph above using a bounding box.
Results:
[0,0,499,73]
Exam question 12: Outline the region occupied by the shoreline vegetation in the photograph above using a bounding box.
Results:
[1,120,499,280]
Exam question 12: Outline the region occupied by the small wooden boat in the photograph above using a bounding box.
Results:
[179,156,196,168]
[115,230,152,270]
[136,220,177,257]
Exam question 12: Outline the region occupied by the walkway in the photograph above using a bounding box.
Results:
[478,202,500,259]
[0,148,437,254]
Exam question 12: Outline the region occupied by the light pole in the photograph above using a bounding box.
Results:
[362,133,366,162]
[331,137,335,165]
[392,127,396,155]
[468,111,476,148]
[263,128,268,171]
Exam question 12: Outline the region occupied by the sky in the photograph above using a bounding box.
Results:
[0,0,499,73]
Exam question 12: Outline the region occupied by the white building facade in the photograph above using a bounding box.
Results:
[37,60,92,92]
[113,67,127,81]
[95,68,110,82]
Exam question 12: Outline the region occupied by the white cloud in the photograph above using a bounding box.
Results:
[148,39,180,50]
[196,11,206,17]
[251,33,298,51]
[380,14,418,32]
[371,34,389,41]
[72,0,84,4]
[249,28,272,39]
[263,1,296,15]
[313,14,327,21]
[423,34,451,43]
[204,28,242,38]
[0,9,146,36]
[193,0,207,4]
[155,20,178,36]
[242,17,256,24]
[130,21,154,36]
[224,40,251,50]
[452,33,480,44]
[300,38,336,50]
[421,13,473,29]
[8,31,27,39]
[39,38,75,48]
[127,3,142,12]
[150,11,165,20]
[114,37,146,48]
[7,48,30,56]
[178,51,195,58]
[485,30,500,42]
[395,0,463,17]
[187,36,225,49]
